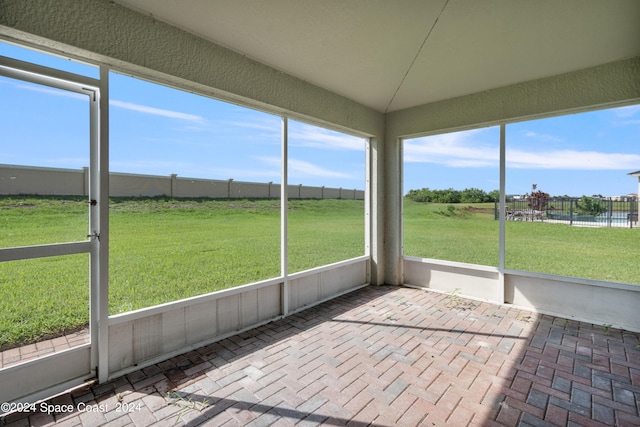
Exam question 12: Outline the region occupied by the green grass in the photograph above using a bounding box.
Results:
[2,196,638,350]
[0,196,364,349]
[108,198,282,314]
[1,196,88,246]
[403,201,499,266]
[403,199,640,283]
[287,199,365,272]
[504,221,640,282]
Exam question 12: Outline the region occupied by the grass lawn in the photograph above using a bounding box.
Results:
[403,199,640,283]
[0,196,364,349]
[1,196,638,350]
[505,221,640,282]
[403,201,499,266]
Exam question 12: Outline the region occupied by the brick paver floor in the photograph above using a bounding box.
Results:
[1,329,90,369]
[2,285,639,426]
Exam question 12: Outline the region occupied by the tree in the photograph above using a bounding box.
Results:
[528,190,549,210]
[575,195,607,216]
[439,188,461,203]
[406,187,499,203]
[460,188,488,203]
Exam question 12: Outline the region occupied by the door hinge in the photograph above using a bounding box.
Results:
[88,199,97,206]
[87,231,100,240]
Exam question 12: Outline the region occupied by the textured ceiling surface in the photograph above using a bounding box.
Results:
[114,0,640,113]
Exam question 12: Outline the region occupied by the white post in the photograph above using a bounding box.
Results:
[281,117,289,316]
[97,66,110,383]
[499,124,506,303]
[364,138,371,283]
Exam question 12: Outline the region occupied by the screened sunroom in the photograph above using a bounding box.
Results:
[0,1,639,425]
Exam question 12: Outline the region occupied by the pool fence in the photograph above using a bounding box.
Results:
[496,196,638,228]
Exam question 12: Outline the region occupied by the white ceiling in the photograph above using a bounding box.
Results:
[114,0,640,113]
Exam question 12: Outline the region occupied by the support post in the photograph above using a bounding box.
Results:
[570,199,574,226]
[281,117,289,316]
[170,174,177,198]
[97,67,110,383]
[608,199,613,227]
[499,124,506,303]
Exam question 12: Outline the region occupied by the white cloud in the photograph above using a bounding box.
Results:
[10,80,204,124]
[289,122,365,151]
[289,158,353,179]
[613,105,640,118]
[258,156,353,179]
[219,168,280,180]
[109,159,193,173]
[610,105,640,127]
[228,117,281,133]
[16,83,87,100]
[109,100,204,123]
[45,157,89,167]
[507,148,640,170]
[614,118,640,127]
[405,130,640,170]
[404,130,498,167]
[522,131,563,142]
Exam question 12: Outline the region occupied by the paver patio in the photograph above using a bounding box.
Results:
[1,285,639,426]
[1,329,90,369]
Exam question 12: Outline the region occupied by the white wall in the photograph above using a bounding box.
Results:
[107,258,368,379]
[403,257,640,333]
[0,164,364,199]
[403,257,502,302]
[110,171,171,197]
[108,280,282,375]
[0,164,88,196]
[506,271,640,332]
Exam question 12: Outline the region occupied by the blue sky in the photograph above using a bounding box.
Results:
[404,105,640,197]
[2,41,639,197]
[0,42,366,191]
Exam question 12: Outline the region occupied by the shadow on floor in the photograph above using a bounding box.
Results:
[2,285,639,426]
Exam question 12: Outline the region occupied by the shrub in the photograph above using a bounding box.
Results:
[575,195,607,216]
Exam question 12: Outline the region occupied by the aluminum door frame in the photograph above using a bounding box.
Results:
[0,55,107,405]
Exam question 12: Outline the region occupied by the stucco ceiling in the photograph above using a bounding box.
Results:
[113,0,640,113]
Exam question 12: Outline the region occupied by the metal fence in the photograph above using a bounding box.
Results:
[495,197,638,228]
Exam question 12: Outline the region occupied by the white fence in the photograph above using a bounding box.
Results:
[0,164,364,200]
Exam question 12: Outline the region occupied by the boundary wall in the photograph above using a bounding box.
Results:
[0,164,364,200]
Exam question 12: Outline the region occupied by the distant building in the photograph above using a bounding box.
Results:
[609,193,637,201]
